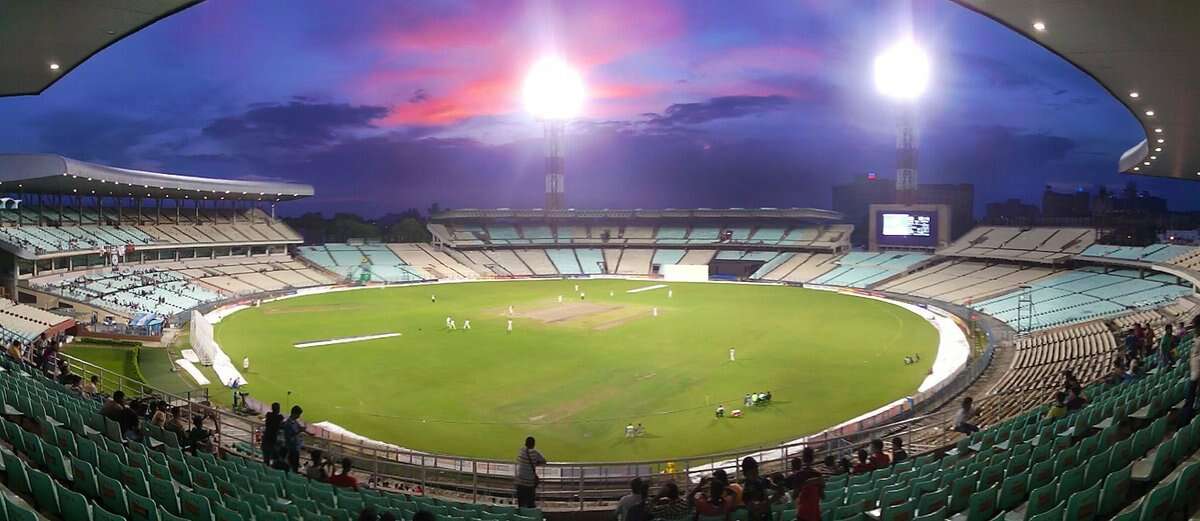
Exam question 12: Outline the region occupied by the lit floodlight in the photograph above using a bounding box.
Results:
[873,41,931,100]
[523,57,585,120]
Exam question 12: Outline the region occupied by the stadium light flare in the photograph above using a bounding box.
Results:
[48,63,60,71]
[873,41,930,100]
[522,57,585,120]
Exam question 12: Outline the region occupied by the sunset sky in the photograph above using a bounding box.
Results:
[0,0,1183,216]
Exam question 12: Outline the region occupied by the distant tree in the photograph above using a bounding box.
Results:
[389,217,431,243]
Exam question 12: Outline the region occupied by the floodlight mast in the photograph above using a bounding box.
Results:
[874,41,929,204]
[523,57,584,210]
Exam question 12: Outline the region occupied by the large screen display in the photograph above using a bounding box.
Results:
[875,210,938,247]
[882,213,932,237]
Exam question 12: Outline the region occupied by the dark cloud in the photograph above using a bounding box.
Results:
[408,89,430,104]
[201,101,387,151]
[644,95,791,126]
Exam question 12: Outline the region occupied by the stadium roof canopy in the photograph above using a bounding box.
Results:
[0,0,201,97]
[433,208,843,221]
[0,154,314,202]
[953,0,1200,182]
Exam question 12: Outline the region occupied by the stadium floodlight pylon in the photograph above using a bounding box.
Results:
[874,40,930,205]
[523,57,585,210]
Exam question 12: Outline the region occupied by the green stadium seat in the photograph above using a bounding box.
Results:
[179,489,213,521]
[1025,501,1063,521]
[29,467,61,515]
[954,484,997,521]
[57,482,92,521]
[1062,481,1099,521]
[129,490,163,521]
[1169,461,1200,514]
[96,471,129,516]
[912,507,944,521]
[5,497,40,521]
[92,504,126,521]
[916,488,948,517]
[1098,463,1132,517]
[3,450,30,494]
[1136,480,1174,521]
[1057,465,1085,500]
[998,471,1029,511]
[150,476,180,515]
[161,506,191,521]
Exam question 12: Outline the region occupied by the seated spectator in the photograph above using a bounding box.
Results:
[1062,371,1086,410]
[868,439,890,468]
[689,478,734,517]
[412,511,436,521]
[836,457,852,475]
[890,437,908,465]
[100,391,126,421]
[327,458,360,490]
[1045,392,1068,420]
[150,402,169,427]
[851,449,873,474]
[649,482,689,520]
[952,397,980,434]
[614,477,647,521]
[306,450,331,482]
[186,415,213,455]
[358,507,378,521]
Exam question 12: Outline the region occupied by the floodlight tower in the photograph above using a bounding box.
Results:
[524,57,585,210]
[874,41,930,204]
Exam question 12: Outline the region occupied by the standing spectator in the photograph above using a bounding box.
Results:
[952,397,979,434]
[740,457,780,521]
[515,437,546,508]
[649,482,689,520]
[262,402,284,465]
[867,440,890,468]
[282,405,305,472]
[890,438,908,465]
[791,447,824,521]
[1158,324,1177,367]
[327,458,360,490]
[614,477,647,521]
[1063,371,1086,410]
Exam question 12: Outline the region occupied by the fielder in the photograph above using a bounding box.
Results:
[574,284,579,292]
[431,294,436,303]
[448,319,456,330]
[242,357,250,370]
[729,348,736,361]
[445,316,452,328]
[557,295,563,303]
[508,305,514,316]
[463,320,471,330]
[668,289,673,298]
[506,319,513,333]
[652,307,658,317]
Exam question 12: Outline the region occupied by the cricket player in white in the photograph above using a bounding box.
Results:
[574,284,579,292]
[243,357,250,370]
[431,294,436,303]
[652,307,658,317]
[668,289,673,298]
[557,295,563,303]
[448,319,456,330]
[445,316,451,328]
[463,320,471,330]
[729,348,736,361]
[508,305,514,316]
[506,319,513,333]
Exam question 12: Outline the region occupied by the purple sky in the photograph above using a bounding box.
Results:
[0,0,1187,216]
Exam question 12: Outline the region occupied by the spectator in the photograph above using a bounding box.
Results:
[1158,324,1177,367]
[791,447,824,521]
[151,402,169,427]
[515,436,546,508]
[819,455,839,475]
[283,405,305,472]
[890,437,908,465]
[689,477,734,517]
[358,507,378,521]
[1184,317,1200,423]
[306,450,331,481]
[952,397,979,434]
[712,468,741,505]
[851,449,873,474]
[413,511,437,521]
[328,458,360,490]
[649,482,689,520]
[165,407,187,439]
[1063,371,1086,410]
[614,477,647,521]
[100,390,126,421]
[1045,392,1068,420]
[381,514,397,521]
[868,439,890,468]
[836,457,852,475]
[81,375,99,397]
[740,457,780,521]
[262,402,284,464]
[186,415,213,455]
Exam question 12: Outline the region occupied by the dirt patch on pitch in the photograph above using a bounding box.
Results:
[508,302,623,323]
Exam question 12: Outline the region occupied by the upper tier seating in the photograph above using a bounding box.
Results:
[875,260,1057,305]
[388,243,479,280]
[1081,243,1200,266]
[940,227,1096,262]
[434,223,851,250]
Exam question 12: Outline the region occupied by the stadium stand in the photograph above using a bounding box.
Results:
[939,227,1096,262]
[974,268,1193,330]
[876,261,1058,304]
[297,245,431,283]
[806,251,931,288]
[32,267,224,317]
[513,249,557,276]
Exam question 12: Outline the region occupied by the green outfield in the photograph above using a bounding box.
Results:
[213,279,938,461]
